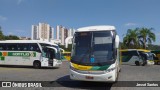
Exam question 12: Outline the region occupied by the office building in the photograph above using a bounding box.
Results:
[31,23,53,41]
[31,25,39,40]
[68,28,75,37]
[56,25,68,45]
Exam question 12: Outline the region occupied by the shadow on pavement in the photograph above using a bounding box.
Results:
[53,75,113,90]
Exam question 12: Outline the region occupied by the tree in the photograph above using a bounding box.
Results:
[138,28,156,49]
[4,35,20,40]
[0,26,20,40]
[122,27,156,49]
[0,26,4,40]
[123,28,139,49]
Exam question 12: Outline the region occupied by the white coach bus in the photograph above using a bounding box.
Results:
[65,25,120,82]
[0,40,62,68]
[120,49,154,66]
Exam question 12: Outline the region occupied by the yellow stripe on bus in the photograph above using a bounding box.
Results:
[71,63,92,70]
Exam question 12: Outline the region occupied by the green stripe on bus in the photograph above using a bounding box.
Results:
[0,52,2,56]
[0,52,36,57]
[8,52,36,57]
[0,57,5,60]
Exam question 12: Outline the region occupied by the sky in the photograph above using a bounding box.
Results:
[0,0,160,45]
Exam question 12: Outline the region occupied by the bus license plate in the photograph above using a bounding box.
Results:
[85,76,94,79]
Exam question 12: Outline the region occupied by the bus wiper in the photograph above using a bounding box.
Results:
[78,48,91,65]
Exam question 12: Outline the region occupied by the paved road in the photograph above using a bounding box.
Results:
[0,61,160,90]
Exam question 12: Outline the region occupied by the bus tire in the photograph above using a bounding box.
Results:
[33,61,41,69]
[135,61,140,66]
[142,61,147,66]
[116,69,119,81]
[119,67,121,72]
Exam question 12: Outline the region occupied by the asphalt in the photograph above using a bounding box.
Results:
[0,61,160,90]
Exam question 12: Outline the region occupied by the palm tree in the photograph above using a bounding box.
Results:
[138,28,156,49]
[123,28,139,49]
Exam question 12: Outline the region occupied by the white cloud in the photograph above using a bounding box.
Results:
[8,32,14,35]
[17,0,24,5]
[0,15,7,21]
[124,23,137,26]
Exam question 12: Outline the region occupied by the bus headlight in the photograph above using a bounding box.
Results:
[105,67,116,73]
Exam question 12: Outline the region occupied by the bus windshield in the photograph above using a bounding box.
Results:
[145,52,154,60]
[71,31,115,66]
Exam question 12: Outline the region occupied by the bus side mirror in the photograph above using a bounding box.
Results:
[51,47,58,53]
[115,35,120,48]
[60,48,64,53]
[65,36,73,48]
[46,46,58,53]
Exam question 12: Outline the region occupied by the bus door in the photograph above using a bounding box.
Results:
[42,47,57,67]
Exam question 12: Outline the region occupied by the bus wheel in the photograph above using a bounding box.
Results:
[154,62,157,65]
[119,67,121,72]
[142,61,147,66]
[33,61,41,69]
[116,69,119,81]
[135,61,140,66]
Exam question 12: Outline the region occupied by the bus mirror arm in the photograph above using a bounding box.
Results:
[65,36,73,48]
[115,35,120,48]
[51,47,58,53]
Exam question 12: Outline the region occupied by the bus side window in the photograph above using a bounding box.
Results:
[24,47,27,51]
[29,43,41,52]
[17,43,29,51]
[0,44,6,50]
[6,43,18,51]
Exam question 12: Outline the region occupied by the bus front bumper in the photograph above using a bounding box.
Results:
[70,69,116,82]
[147,60,154,65]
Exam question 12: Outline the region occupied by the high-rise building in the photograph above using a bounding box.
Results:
[56,25,68,45]
[56,25,62,40]
[39,23,53,41]
[31,23,75,45]
[68,28,75,37]
[31,25,39,40]
[31,23,53,41]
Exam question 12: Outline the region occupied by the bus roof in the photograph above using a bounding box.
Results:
[120,49,138,52]
[77,25,116,32]
[0,40,58,46]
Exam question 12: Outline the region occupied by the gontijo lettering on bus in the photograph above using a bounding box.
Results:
[0,52,36,57]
